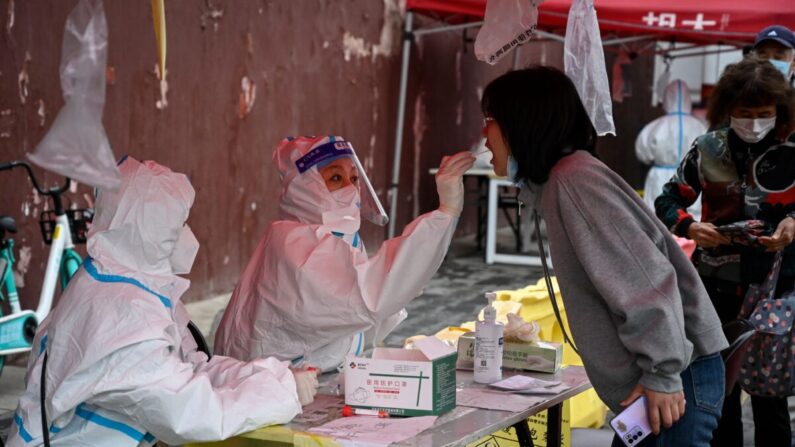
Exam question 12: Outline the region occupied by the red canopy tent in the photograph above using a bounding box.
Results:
[407,0,795,44]
[386,0,795,238]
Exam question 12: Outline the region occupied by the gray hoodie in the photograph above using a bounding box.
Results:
[520,150,727,412]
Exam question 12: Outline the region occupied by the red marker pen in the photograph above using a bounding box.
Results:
[342,406,390,418]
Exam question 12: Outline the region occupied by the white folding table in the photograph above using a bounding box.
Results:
[428,168,548,266]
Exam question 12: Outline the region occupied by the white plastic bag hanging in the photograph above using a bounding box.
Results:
[655,60,672,106]
[475,0,542,65]
[28,0,120,190]
[563,0,615,136]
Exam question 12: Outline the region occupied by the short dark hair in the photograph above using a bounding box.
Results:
[707,56,795,137]
[481,66,597,185]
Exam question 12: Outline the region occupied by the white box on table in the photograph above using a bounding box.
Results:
[456,332,562,373]
[344,337,457,416]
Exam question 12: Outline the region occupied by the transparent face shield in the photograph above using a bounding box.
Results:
[294,138,389,226]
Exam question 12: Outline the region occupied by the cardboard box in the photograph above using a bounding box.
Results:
[457,332,562,374]
[344,337,457,416]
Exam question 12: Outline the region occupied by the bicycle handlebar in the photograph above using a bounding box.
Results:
[0,161,71,197]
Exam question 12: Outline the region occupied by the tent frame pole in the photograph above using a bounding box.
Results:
[388,11,414,239]
[663,46,741,60]
[602,34,655,46]
[413,20,483,37]
[535,30,565,42]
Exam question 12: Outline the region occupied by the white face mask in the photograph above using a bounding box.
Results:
[169,225,199,275]
[730,116,776,143]
[769,59,794,79]
[321,185,361,234]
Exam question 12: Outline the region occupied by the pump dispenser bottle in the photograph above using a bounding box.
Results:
[474,292,504,383]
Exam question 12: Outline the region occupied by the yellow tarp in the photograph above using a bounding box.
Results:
[467,400,572,447]
[441,276,608,430]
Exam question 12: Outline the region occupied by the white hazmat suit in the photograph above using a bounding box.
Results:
[215,136,474,371]
[635,79,706,220]
[8,157,305,447]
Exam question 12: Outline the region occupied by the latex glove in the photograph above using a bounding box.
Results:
[292,369,319,406]
[504,313,540,343]
[436,151,476,217]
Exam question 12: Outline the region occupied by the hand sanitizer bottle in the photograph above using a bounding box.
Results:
[474,292,504,384]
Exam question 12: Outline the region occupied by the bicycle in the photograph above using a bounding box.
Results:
[0,161,91,376]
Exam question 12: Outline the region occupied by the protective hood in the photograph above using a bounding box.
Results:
[87,156,195,276]
[273,136,387,231]
[662,79,692,114]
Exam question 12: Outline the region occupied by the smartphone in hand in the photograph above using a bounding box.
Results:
[609,396,652,446]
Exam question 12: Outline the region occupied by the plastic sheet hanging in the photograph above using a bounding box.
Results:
[563,0,615,136]
[27,0,120,190]
[474,0,542,65]
[655,58,672,107]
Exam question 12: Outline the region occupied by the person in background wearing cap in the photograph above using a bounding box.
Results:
[754,25,795,83]
[215,136,475,372]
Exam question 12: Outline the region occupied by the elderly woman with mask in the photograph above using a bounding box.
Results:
[656,57,795,447]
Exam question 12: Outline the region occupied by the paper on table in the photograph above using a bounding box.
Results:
[490,375,561,391]
[489,375,571,395]
[307,415,438,447]
[457,388,545,412]
[508,383,571,395]
[291,394,346,426]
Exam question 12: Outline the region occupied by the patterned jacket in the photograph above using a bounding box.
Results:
[655,128,795,281]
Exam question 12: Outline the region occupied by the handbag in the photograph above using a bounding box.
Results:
[735,251,795,397]
[693,247,741,283]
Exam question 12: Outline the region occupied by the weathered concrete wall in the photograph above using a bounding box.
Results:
[0,1,658,310]
[0,0,406,306]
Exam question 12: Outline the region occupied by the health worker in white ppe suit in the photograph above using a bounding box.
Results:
[7,157,317,447]
[214,136,475,371]
[635,79,706,221]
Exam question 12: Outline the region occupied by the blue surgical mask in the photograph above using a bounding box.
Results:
[507,155,523,187]
[769,59,793,79]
